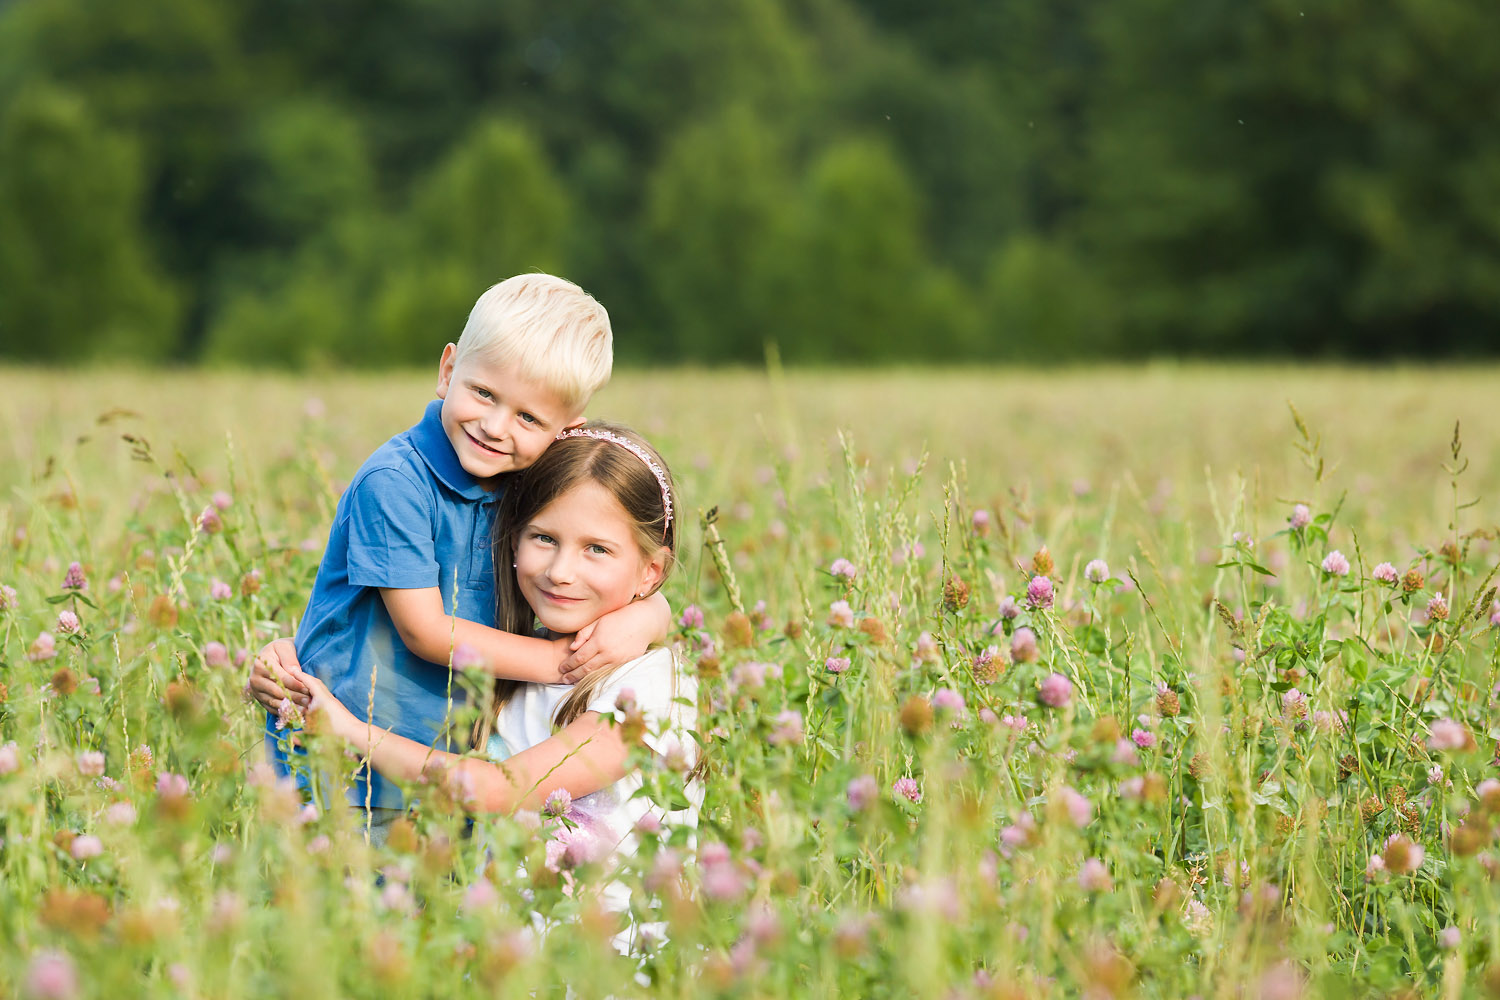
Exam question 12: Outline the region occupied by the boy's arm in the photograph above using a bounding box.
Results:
[380,587,568,683]
[557,591,672,683]
[343,468,564,680]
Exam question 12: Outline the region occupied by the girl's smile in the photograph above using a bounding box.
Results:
[514,481,665,635]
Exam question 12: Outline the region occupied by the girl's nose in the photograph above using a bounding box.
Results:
[546,549,576,584]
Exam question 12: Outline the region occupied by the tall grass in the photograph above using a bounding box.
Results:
[1,365,1498,997]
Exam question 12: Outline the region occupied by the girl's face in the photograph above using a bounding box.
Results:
[514,480,666,635]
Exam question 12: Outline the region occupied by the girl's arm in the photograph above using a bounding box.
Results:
[304,675,629,813]
[244,628,560,714]
[380,587,573,682]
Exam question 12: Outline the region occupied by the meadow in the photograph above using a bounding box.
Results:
[2,364,1499,998]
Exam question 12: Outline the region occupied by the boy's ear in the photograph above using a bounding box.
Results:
[561,415,587,431]
[436,344,458,398]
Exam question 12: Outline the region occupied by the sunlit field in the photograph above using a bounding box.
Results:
[2,364,1499,998]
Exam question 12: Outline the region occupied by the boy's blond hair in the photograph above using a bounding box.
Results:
[453,274,612,410]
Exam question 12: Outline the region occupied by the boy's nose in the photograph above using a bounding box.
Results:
[476,418,507,444]
[480,409,515,443]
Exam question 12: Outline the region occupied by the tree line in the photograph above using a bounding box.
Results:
[1,0,1495,366]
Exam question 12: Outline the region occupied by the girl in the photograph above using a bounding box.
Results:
[249,422,697,898]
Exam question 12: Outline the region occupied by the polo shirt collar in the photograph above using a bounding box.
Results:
[410,400,496,501]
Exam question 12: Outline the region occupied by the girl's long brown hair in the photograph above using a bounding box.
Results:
[470,422,677,748]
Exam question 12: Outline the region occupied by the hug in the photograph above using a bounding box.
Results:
[246,273,699,951]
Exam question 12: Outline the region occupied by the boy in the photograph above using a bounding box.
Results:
[255,274,670,834]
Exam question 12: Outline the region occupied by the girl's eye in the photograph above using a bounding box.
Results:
[530,532,555,546]
[587,543,610,555]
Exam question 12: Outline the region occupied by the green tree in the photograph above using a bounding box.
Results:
[771,138,975,362]
[405,121,569,284]
[805,2,1026,279]
[0,87,179,361]
[0,0,249,355]
[644,106,796,363]
[493,0,817,347]
[207,120,572,369]
[364,120,572,366]
[1079,0,1500,356]
[981,236,1116,360]
[243,100,376,249]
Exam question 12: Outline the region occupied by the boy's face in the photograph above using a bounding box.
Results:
[435,345,584,488]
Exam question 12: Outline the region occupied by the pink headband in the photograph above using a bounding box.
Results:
[555,427,674,534]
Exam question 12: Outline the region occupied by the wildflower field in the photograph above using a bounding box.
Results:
[2,364,1499,999]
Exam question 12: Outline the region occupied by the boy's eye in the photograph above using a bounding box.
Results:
[474,387,493,400]
[519,412,538,425]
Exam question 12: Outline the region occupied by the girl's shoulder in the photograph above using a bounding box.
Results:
[606,646,678,690]
[587,647,682,714]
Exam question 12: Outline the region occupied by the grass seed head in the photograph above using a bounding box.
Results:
[146,595,178,630]
[386,818,419,854]
[1449,822,1487,857]
[943,576,971,612]
[900,696,933,736]
[724,611,753,648]
[164,680,200,719]
[971,646,1001,684]
[366,930,409,982]
[40,889,109,938]
[858,616,889,644]
[1478,779,1500,814]
[50,668,77,696]
[1382,834,1423,874]
[1152,877,1183,911]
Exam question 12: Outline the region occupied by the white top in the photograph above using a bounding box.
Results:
[485,647,700,917]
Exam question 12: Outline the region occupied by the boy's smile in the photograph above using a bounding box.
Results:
[435,345,584,489]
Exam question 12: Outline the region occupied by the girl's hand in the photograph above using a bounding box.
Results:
[299,674,358,743]
[246,638,312,712]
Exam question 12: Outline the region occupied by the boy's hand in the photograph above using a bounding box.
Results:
[557,593,671,683]
[246,638,313,712]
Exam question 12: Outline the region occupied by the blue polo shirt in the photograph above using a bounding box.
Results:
[266,400,500,810]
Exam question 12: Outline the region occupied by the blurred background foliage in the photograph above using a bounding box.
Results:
[0,0,1496,366]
